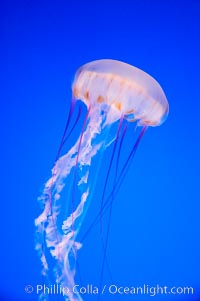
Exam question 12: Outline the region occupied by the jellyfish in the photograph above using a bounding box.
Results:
[35,59,169,301]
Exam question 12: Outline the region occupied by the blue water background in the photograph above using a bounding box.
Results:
[1,0,200,300]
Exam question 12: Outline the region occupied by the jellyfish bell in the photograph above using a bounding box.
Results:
[35,59,169,301]
[72,59,169,126]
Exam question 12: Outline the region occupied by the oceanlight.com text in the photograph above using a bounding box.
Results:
[25,283,194,297]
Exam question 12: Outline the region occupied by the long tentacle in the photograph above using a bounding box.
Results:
[80,126,147,243]
[98,116,124,296]
[61,105,82,149]
[55,98,77,161]
[71,106,91,238]
[100,116,124,235]
[98,124,128,301]
[42,100,78,282]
